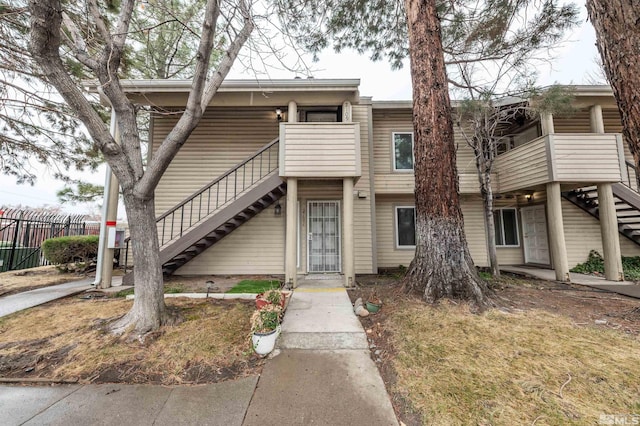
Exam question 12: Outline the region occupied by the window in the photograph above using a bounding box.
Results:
[494,208,519,247]
[393,132,414,171]
[395,206,416,248]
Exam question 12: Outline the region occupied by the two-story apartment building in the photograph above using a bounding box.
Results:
[121,79,640,286]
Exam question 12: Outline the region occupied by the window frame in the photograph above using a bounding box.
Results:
[493,208,520,248]
[392,132,415,172]
[394,205,416,249]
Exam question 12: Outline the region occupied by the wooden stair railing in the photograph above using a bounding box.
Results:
[123,138,284,282]
[562,161,640,247]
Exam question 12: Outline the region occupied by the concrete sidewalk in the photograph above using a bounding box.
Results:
[243,277,399,426]
[0,378,258,426]
[0,277,128,318]
[501,265,640,299]
[0,279,94,318]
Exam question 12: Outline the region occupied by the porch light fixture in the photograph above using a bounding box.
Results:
[276,108,283,121]
[525,191,534,203]
[274,201,282,216]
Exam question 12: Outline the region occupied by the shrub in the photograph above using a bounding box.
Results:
[571,249,640,281]
[42,235,99,271]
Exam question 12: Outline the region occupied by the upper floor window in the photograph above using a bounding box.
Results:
[393,132,414,171]
[395,206,416,248]
[494,208,519,247]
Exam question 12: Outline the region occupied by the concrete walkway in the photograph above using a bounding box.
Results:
[0,378,258,426]
[0,278,94,318]
[0,277,398,425]
[243,277,399,426]
[0,277,129,318]
[501,265,640,299]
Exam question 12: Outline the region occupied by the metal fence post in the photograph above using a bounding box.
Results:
[7,214,22,271]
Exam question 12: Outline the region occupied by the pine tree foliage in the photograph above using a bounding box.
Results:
[0,2,100,183]
[277,0,579,82]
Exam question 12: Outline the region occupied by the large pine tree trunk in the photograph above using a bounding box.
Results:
[111,194,167,334]
[402,0,490,306]
[586,0,640,186]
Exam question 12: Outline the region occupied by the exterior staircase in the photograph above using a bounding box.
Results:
[124,138,284,283]
[562,181,640,246]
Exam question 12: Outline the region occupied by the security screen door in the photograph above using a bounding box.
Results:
[307,201,341,273]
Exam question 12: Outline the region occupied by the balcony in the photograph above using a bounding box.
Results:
[279,122,361,178]
[494,133,625,193]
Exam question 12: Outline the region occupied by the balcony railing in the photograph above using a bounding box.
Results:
[279,122,361,178]
[494,133,624,192]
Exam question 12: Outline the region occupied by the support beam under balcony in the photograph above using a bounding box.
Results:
[285,178,298,288]
[343,178,355,287]
[597,183,624,281]
[546,182,570,282]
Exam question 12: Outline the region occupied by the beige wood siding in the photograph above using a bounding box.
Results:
[153,107,281,275]
[552,134,622,182]
[279,123,361,178]
[375,195,493,268]
[175,201,285,275]
[495,136,549,192]
[373,173,492,194]
[352,105,375,273]
[553,110,591,133]
[371,109,480,194]
[562,199,640,268]
[152,108,280,216]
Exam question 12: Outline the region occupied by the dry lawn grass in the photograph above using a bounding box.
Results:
[0,297,257,384]
[389,301,640,425]
[0,265,81,295]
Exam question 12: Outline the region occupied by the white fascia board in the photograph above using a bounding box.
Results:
[89,78,361,94]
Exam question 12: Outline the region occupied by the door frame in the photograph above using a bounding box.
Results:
[306,200,342,273]
[520,204,551,266]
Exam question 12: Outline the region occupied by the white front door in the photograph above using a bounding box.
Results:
[307,201,341,273]
[521,205,550,265]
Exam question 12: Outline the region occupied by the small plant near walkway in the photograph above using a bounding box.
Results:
[250,304,282,334]
[571,250,640,281]
[226,279,280,294]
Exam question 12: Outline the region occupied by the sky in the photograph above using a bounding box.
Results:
[0,6,601,217]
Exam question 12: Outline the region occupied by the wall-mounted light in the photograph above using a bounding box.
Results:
[525,191,534,203]
[276,108,283,121]
[274,201,282,216]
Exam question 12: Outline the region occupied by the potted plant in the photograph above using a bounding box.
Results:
[251,304,282,355]
[256,289,286,309]
[366,290,382,313]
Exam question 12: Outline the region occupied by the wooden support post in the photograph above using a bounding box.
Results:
[597,183,624,281]
[285,178,298,288]
[343,178,355,287]
[546,182,570,282]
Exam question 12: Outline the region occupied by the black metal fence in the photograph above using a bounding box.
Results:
[0,209,100,272]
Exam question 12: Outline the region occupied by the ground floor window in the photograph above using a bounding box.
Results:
[395,206,416,248]
[494,208,519,247]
